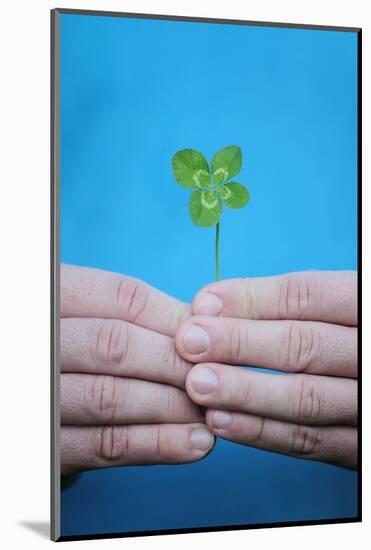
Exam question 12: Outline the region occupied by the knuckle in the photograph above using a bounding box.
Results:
[282,322,318,372]
[90,375,119,423]
[236,374,252,409]
[291,375,322,424]
[90,320,129,369]
[279,274,313,320]
[165,341,189,388]
[289,424,322,456]
[243,279,257,319]
[152,425,164,460]
[93,426,129,463]
[166,386,179,417]
[229,325,243,363]
[115,276,149,323]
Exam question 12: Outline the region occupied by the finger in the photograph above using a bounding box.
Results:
[192,271,357,326]
[61,423,215,475]
[176,316,357,378]
[61,373,203,425]
[206,410,357,470]
[61,263,190,336]
[185,364,357,426]
[61,318,191,389]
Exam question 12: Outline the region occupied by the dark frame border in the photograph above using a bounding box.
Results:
[51,7,362,543]
[51,7,61,542]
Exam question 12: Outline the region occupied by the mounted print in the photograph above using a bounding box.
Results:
[51,8,361,542]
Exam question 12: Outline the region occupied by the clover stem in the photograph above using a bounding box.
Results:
[215,222,220,281]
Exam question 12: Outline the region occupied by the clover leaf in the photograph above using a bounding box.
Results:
[219,182,249,209]
[172,148,211,189]
[211,145,242,185]
[189,190,222,227]
[172,145,250,280]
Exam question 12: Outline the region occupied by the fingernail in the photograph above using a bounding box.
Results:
[183,325,210,354]
[189,367,218,394]
[197,292,223,316]
[212,410,232,429]
[190,427,214,451]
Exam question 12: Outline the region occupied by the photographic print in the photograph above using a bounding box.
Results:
[51,9,361,541]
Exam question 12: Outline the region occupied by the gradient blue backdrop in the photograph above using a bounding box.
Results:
[59,13,358,537]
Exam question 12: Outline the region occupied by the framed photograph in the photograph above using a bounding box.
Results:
[51,8,361,542]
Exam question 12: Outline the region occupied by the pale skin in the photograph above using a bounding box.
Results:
[60,264,215,475]
[175,271,358,469]
[61,266,357,474]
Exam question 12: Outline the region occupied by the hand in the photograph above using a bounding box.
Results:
[60,264,214,475]
[175,271,357,469]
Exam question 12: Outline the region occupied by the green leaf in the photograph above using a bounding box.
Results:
[220,182,250,209]
[211,145,242,186]
[189,190,222,227]
[172,149,211,189]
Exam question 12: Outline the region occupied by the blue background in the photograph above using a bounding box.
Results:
[60,14,358,537]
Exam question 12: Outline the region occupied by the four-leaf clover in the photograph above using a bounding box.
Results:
[172,145,250,279]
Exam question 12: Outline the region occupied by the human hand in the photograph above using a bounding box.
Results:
[175,272,357,469]
[60,264,214,475]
